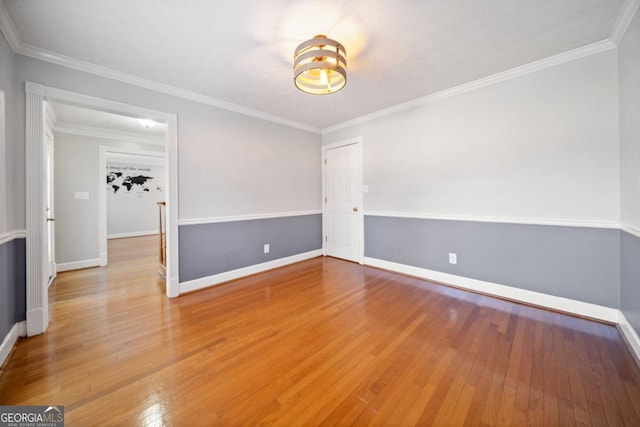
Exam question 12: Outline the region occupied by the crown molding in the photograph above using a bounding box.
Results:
[2,0,628,136]
[610,0,640,45]
[0,0,20,51]
[17,42,321,134]
[0,3,320,135]
[322,39,616,134]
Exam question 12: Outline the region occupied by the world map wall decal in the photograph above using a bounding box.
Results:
[106,165,163,196]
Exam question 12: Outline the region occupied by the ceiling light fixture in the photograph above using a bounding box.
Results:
[294,35,346,95]
[137,118,157,128]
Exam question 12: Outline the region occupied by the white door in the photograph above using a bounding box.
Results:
[324,140,363,263]
[45,130,56,286]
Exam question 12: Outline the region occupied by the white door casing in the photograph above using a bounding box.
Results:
[25,82,180,336]
[322,137,364,264]
[44,128,56,286]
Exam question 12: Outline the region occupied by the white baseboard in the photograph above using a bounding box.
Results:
[26,307,47,336]
[617,311,640,365]
[364,257,620,324]
[179,249,323,294]
[167,276,179,298]
[99,252,108,267]
[0,321,27,368]
[107,230,157,239]
[56,258,101,272]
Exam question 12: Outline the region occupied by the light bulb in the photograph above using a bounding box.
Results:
[320,69,329,85]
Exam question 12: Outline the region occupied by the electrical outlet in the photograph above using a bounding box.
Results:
[449,253,457,264]
[264,244,270,254]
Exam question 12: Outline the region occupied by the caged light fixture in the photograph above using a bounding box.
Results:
[293,35,347,95]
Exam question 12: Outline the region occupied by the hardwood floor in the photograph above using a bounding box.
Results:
[1,236,640,426]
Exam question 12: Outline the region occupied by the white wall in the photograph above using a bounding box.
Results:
[619,9,640,231]
[54,133,163,264]
[0,32,14,236]
[11,55,321,232]
[107,159,165,237]
[177,106,322,219]
[323,49,620,225]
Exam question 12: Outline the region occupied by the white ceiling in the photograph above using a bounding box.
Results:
[2,0,627,130]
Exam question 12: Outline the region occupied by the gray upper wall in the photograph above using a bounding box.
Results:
[10,54,322,230]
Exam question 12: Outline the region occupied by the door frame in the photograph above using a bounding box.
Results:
[43,119,56,287]
[25,82,180,336]
[321,136,364,264]
[99,147,166,265]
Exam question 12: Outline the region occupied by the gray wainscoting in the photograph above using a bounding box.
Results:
[621,231,640,335]
[0,238,26,340]
[179,214,322,283]
[365,216,620,308]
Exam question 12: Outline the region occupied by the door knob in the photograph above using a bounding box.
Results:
[47,218,55,222]
[352,207,358,212]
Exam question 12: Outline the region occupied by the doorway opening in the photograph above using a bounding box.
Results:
[101,149,167,274]
[25,82,179,336]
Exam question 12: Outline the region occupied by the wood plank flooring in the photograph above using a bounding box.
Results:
[1,235,640,425]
